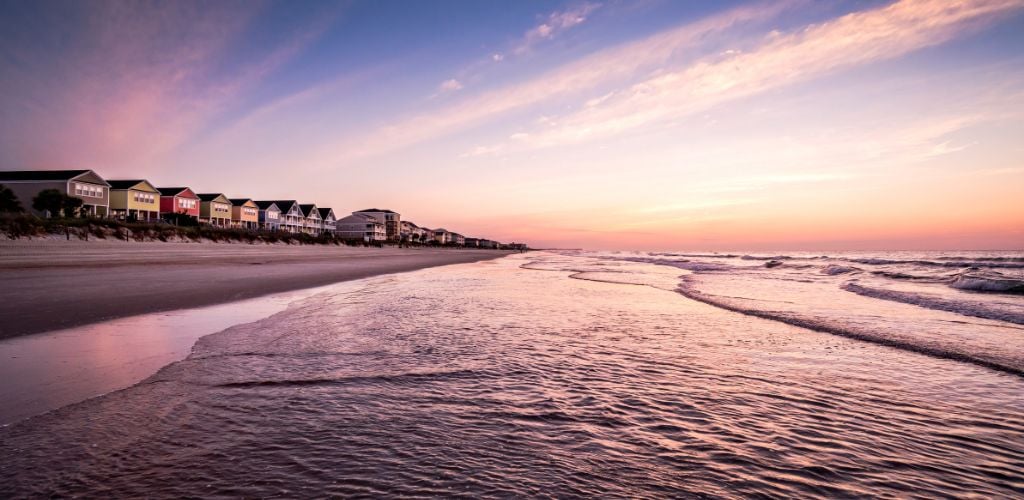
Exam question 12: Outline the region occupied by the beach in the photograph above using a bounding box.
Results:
[1,251,1022,497]
[0,240,511,339]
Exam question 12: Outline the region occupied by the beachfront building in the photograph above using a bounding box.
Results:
[450,232,466,246]
[464,238,482,247]
[108,180,161,222]
[353,208,401,241]
[197,193,232,227]
[299,204,322,235]
[400,220,429,243]
[254,201,282,231]
[318,208,336,235]
[157,187,200,220]
[0,169,110,217]
[336,213,386,242]
[432,228,451,245]
[478,239,499,249]
[229,198,259,230]
[260,200,303,233]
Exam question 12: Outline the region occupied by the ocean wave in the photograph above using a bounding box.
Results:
[842,283,1024,325]
[950,273,1024,294]
[821,265,860,275]
[676,279,1024,377]
[850,258,1024,270]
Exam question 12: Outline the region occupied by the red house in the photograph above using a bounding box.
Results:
[156,187,201,218]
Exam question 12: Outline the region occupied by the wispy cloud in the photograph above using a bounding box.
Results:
[439,78,464,92]
[511,2,602,56]
[319,0,799,166]
[500,0,1024,151]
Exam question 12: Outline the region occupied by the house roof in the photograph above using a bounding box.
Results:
[354,208,398,214]
[262,200,297,211]
[299,202,317,217]
[253,200,280,210]
[107,179,157,191]
[228,198,255,206]
[433,228,449,232]
[0,169,108,185]
[338,213,381,224]
[156,187,195,197]
[197,193,229,202]
[317,207,334,219]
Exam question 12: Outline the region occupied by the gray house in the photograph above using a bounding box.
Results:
[254,201,282,231]
[0,169,110,216]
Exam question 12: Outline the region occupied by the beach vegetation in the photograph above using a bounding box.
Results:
[0,185,23,213]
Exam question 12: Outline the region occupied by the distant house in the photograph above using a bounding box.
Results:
[299,204,321,235]
[108,179,161,221]
[0,169,110,217]
[336,213,386,242]
[353,208,401,241]
[197,193,232,227]
[263,200,303,233]
[464,238,482,247]
[432,228,451,245]
[450,232,466,246]
[401,220,429,242]
[229,198,259,230]
[318,207,337,235]
[157,187,200,220]
[478,239,498,249]
[254,201,282,231]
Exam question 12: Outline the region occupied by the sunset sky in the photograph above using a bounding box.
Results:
[1,0,1022,250]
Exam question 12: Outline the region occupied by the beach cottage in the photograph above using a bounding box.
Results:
[197,193,232,227]
[107,179,161,221]
[254,201,282,231]
[299,204,321,235]
[432,228,451,245]
[336,213,386,242]
[156,187,200,220]
[229,198,259,230]
[450,232,466,246]
[263,200,303,233]
[353,208,401,241]
[318,208,337,235]
[0,169,110,217]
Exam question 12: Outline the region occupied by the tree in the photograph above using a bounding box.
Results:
[32,189,65,217]
[62,195,84,218]
[0,184,23,213]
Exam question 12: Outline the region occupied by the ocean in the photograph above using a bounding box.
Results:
[1,251,1022,497]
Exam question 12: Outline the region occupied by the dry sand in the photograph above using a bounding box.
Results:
[0,240,512,338]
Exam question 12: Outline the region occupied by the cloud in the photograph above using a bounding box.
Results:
[492,53,504,62]
[508,0,1024,150]
[439,78,464,92]
[514,2,602,55]
[318,0,798,166]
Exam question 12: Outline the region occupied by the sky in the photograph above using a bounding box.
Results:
[1,0,1022,250]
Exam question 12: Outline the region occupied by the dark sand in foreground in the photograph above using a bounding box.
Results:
[0,240,511,338]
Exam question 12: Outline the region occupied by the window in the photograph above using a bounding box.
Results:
[179,198,196,209]
[74,183,103,198]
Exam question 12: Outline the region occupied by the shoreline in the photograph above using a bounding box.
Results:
[0,240,513,339]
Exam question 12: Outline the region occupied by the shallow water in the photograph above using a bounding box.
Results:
[1,253,1022,497]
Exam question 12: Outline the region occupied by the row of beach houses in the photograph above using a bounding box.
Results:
[0,169,520,248]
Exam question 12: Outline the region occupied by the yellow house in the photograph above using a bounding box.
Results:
[107,179,161,221]
[228,198,259,230]
[197,193,232,227]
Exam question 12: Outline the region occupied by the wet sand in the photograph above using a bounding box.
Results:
[0,240,511,339]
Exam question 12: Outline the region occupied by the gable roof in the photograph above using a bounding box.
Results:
[228,198,256,207]
[299,204,319,217]
[107,179,158,192]
[156,187,196,197]
[263,200,298,211]
[354,208,397,214]
[253,200,281,211]
[317,207,335,219]
[197,193,230,203]
[0,169,109,185]
[338,213,381,224]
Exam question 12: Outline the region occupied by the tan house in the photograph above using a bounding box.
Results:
[197,193,232,227]
[0,169,110,217]
[229,198,259,230]
[353,208,401,241]
[336,213,385,242]
[108,179,161,221]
